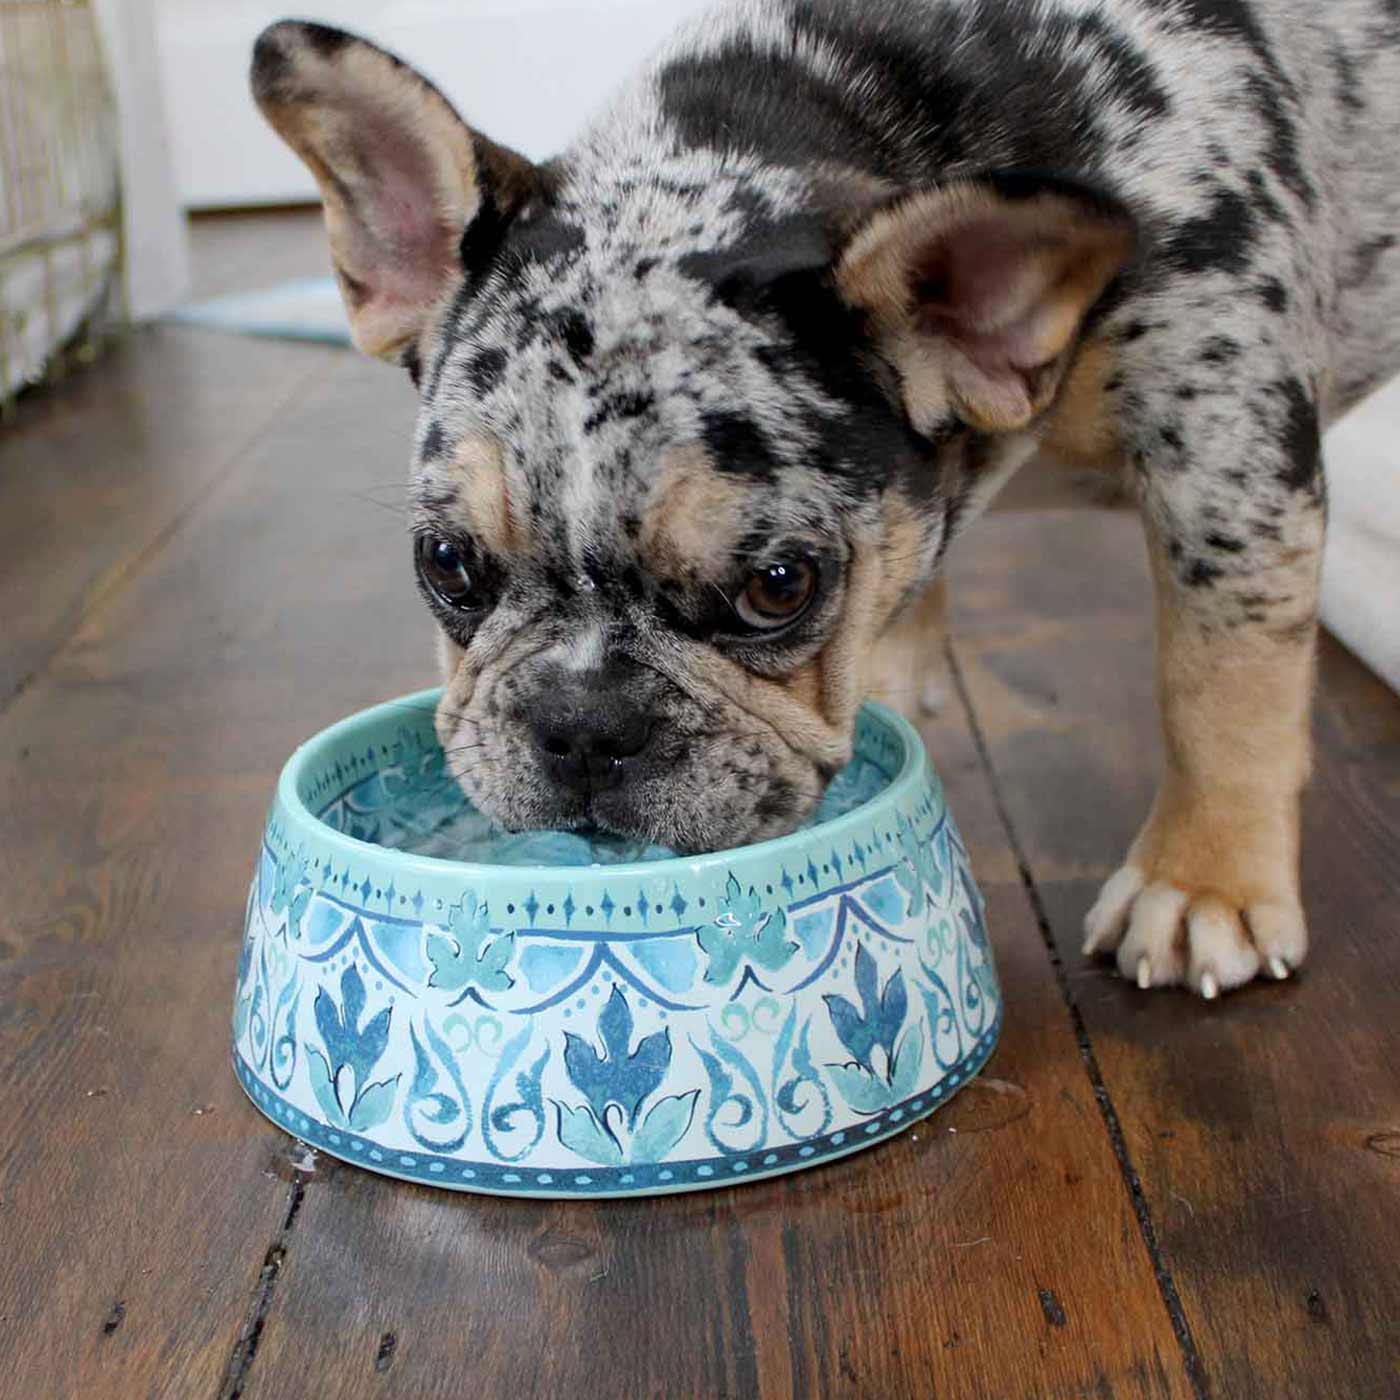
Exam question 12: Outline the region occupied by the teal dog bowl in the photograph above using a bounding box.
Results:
[232,689,1001,1197]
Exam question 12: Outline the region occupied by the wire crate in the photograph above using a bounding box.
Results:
[0,0,122,414]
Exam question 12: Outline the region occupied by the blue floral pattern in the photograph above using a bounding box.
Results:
[824,945,924,1114]
[697,875,799,986]
[233,700,1001,1196]
[426,894,515,999]
[554,988,699,1166]
[403,1018,472,1152]
[306,966,399,1133]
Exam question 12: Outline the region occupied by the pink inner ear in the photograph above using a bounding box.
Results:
[915,218,1066,373]
[334,94,460,322]
[363,121,446,257]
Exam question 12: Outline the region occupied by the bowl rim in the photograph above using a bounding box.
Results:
[274,687,935,885]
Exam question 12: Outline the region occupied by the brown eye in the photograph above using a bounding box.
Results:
[416,535,478,610]
[734,559,818,630]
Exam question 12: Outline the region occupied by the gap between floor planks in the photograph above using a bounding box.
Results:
[946,637,1209,1400]
[211,639,1208,1400]
[0,331,342,715]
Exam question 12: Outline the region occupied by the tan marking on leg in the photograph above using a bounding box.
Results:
[1084,520,1322,995]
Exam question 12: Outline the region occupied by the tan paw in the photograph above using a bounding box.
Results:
[869,578,950,720]
[917,668,950,717]
[1083,865,1307,998]
[868,652,950,720]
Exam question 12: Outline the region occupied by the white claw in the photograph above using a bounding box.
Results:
[1268,956,1291,981]
[1200,972,1220,1001]
[1136,957,1152,990]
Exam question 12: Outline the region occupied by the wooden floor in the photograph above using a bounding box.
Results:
[1,216,1397,1400]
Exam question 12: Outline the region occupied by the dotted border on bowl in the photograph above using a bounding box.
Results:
[232,1009,1002,1199]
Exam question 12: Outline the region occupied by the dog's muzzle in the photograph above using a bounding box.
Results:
[515,657,663,805]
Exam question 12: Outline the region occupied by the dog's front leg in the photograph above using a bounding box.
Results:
[1083,415,1325,997]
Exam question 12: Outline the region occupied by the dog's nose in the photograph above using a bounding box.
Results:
[529,699,655,795]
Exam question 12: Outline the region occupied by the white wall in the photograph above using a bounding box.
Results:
[155,0,711,208]
[96,0,190,315]
[1322,380,1400,695]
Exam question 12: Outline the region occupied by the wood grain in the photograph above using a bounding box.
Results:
[4,325,1191,1397]
[240,676,1192,1400]
[0,325,335,703]
[947,509,1400,1400]
[4,210,1394,1399]
[0,344,429,1396]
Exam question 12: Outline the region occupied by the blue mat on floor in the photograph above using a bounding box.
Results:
[166,276,351,345]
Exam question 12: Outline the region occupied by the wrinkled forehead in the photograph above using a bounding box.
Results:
[412,241,849,571]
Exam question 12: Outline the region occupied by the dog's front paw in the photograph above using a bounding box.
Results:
[1080,795,1307,998]
[870,660,950,721]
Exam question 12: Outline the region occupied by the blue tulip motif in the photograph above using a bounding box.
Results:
[554,987,699,1166]
[824,943,925,1114]
[306,965,399,1133]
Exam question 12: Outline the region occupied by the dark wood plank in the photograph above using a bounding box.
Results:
[21,301,1389,1394]
[0,324,336,703]
[0,342,432,1395]
[947,508,1400,1400]
[0,273,1194,1394]
[240,670,1192,1398]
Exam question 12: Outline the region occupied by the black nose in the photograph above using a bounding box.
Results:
[530,696,655,796]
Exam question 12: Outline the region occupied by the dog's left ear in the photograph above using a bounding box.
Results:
[836,175,1136,435]
[251,21,538,363]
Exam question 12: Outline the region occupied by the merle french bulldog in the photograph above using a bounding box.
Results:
[251,0,1400,998]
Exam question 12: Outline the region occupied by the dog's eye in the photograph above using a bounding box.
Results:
[734,559,818,630]
[416,535,479,610]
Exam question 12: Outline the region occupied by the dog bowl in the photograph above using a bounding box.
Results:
[232,689,1001,1197]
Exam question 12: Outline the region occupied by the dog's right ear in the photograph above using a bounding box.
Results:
[836,174,1135,436]
[251,22,538,364]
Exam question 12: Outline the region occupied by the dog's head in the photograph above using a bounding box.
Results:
[252,22,1132,852]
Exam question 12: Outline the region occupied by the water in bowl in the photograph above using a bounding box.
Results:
[373,753,891,867]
